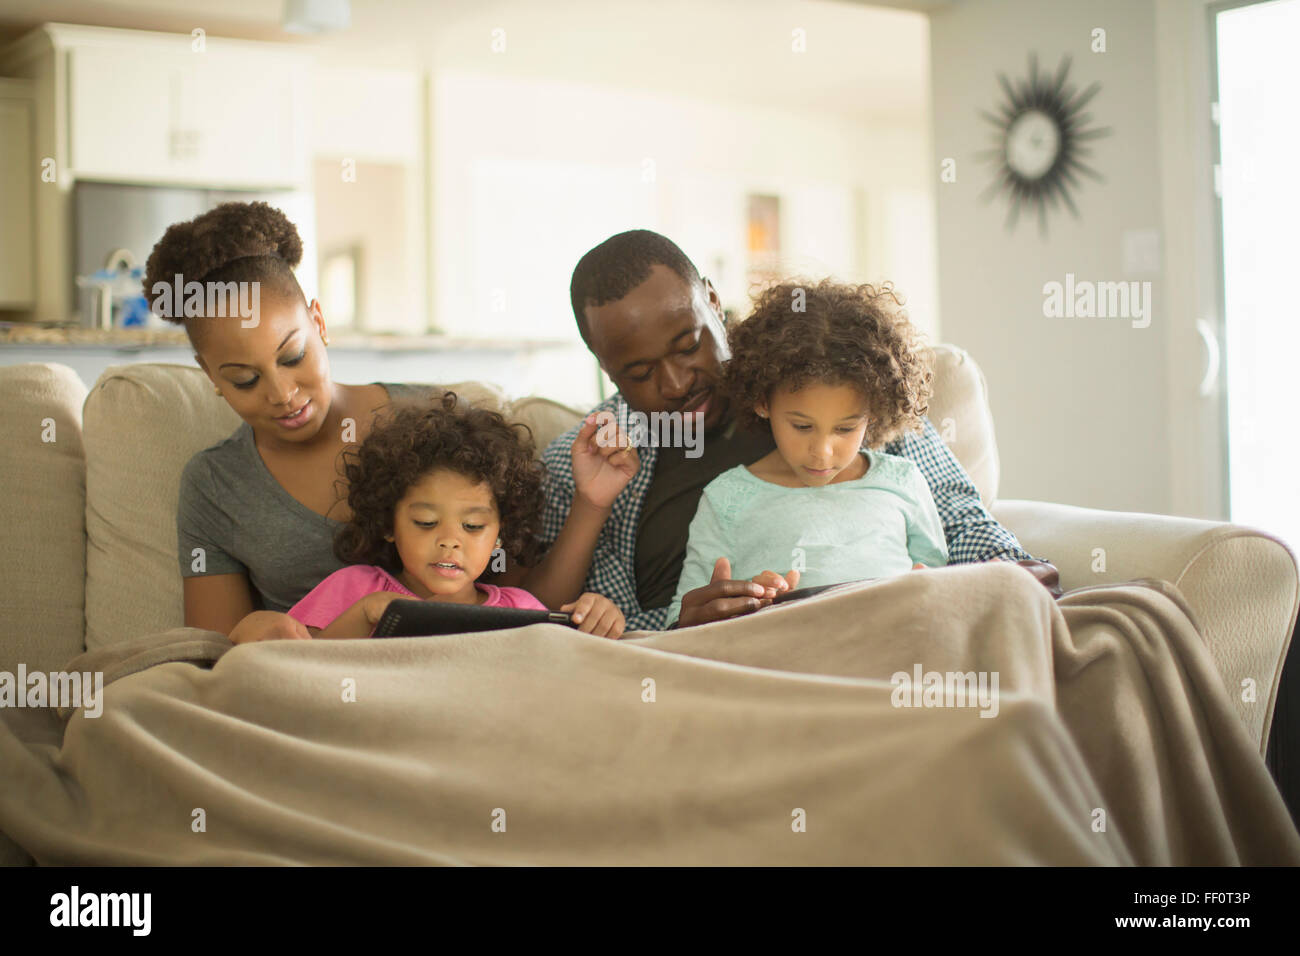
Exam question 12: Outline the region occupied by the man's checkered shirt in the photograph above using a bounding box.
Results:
[539,395,1035,631]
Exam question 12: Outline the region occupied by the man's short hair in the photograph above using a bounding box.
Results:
[569,229,702,346]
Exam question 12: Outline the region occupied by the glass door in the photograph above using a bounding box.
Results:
[1214,0,1300,552]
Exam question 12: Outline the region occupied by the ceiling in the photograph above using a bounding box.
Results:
[0,0,930,122]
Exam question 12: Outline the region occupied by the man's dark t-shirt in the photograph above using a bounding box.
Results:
[634,419,776,610]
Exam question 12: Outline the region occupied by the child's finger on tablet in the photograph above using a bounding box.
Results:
[561,592,598,626]
[577,604,606,635]
[589,604,621,638]
[750,570,791,591]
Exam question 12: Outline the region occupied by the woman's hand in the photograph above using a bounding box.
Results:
[571,415,640,511]
[561,592,626,639]
[228,610,312,644]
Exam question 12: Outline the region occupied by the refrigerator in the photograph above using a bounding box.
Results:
[73,182,316,330]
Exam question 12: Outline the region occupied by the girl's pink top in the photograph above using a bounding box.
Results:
[287,564,547,629]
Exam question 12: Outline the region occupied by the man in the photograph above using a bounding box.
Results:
[525,229,1059,630]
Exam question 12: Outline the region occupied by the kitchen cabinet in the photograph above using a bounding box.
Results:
[0,78,35,308]
[0,24,312,322]
[68,42,306,187]
[3,24,309,190]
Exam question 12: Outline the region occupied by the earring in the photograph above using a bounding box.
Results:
[214,387,222,395]
[495,537,502,548]
[322,334,331,345]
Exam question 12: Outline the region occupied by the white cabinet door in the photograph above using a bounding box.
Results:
[68,43,305,188]
[68,45,172,182]
[177,50,305,186]
[0,83,35,307]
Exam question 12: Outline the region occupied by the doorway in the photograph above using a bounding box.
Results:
[1214,0,1300,553]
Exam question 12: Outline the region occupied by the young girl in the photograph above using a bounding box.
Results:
[288,393,627,639]
[666,279,948,626]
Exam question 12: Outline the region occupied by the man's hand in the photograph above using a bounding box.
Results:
[572,415,640,511]
[676,557,782,628]
[1013,559,1063,598]
[561,592,626,639]
[229,610,312,644]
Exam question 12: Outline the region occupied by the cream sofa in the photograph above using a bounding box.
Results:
[1,346,1295,767]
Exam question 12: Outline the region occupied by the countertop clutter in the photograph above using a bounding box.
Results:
[0,324,571,352]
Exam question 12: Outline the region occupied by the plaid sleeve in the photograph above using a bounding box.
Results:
[539,397,668,630]
[885,418,1035,564]
[539,422,580,552]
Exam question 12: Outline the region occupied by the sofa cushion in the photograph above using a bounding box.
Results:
[0,363,88,672]
[509,395,584,456]
[929,344,1000,507]
[83,364,243,650]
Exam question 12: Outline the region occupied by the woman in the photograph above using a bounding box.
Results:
[149,201,634,644]
[146,201,437,643]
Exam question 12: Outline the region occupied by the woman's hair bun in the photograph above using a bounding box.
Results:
[144,200,302,294]
[187,200,302,270]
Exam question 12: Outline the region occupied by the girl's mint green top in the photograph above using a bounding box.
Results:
[666,449,949,625]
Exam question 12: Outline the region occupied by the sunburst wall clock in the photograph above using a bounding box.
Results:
[977,54,1110,234]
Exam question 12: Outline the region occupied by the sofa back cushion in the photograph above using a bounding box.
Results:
[928,344,1001,507]
[82,365,242,650]
[0,363,88,672]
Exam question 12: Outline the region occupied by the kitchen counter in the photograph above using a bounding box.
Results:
[0,323,600,408]
[0,325,572,352]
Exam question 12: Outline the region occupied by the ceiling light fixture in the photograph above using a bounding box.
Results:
[282,0,352,35]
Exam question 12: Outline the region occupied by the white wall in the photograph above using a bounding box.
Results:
[930,0,1171,513]
[430,69,935,408]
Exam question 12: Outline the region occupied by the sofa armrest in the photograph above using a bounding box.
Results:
[992,498,1298,756]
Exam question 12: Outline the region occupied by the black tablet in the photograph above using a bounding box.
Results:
[768,580,875,604]
[372,599,574,638]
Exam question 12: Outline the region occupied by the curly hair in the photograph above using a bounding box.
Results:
[142,201,307,341]
[333,392,546,578]
[722,279,933,448]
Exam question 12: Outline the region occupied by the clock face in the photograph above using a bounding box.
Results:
[977,55,1110,233]
[1005,109,1060,180]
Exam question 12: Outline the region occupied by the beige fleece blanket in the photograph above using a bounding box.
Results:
[1,561,1296,865]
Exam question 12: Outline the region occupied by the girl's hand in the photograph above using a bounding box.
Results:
[561,592,626,639]
[571,415,640,511]
[229,610,312,644]
[750,569,800,593]
[361,591,399,627]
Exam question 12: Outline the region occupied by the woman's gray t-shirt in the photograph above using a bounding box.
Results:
[176,383,434,613]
